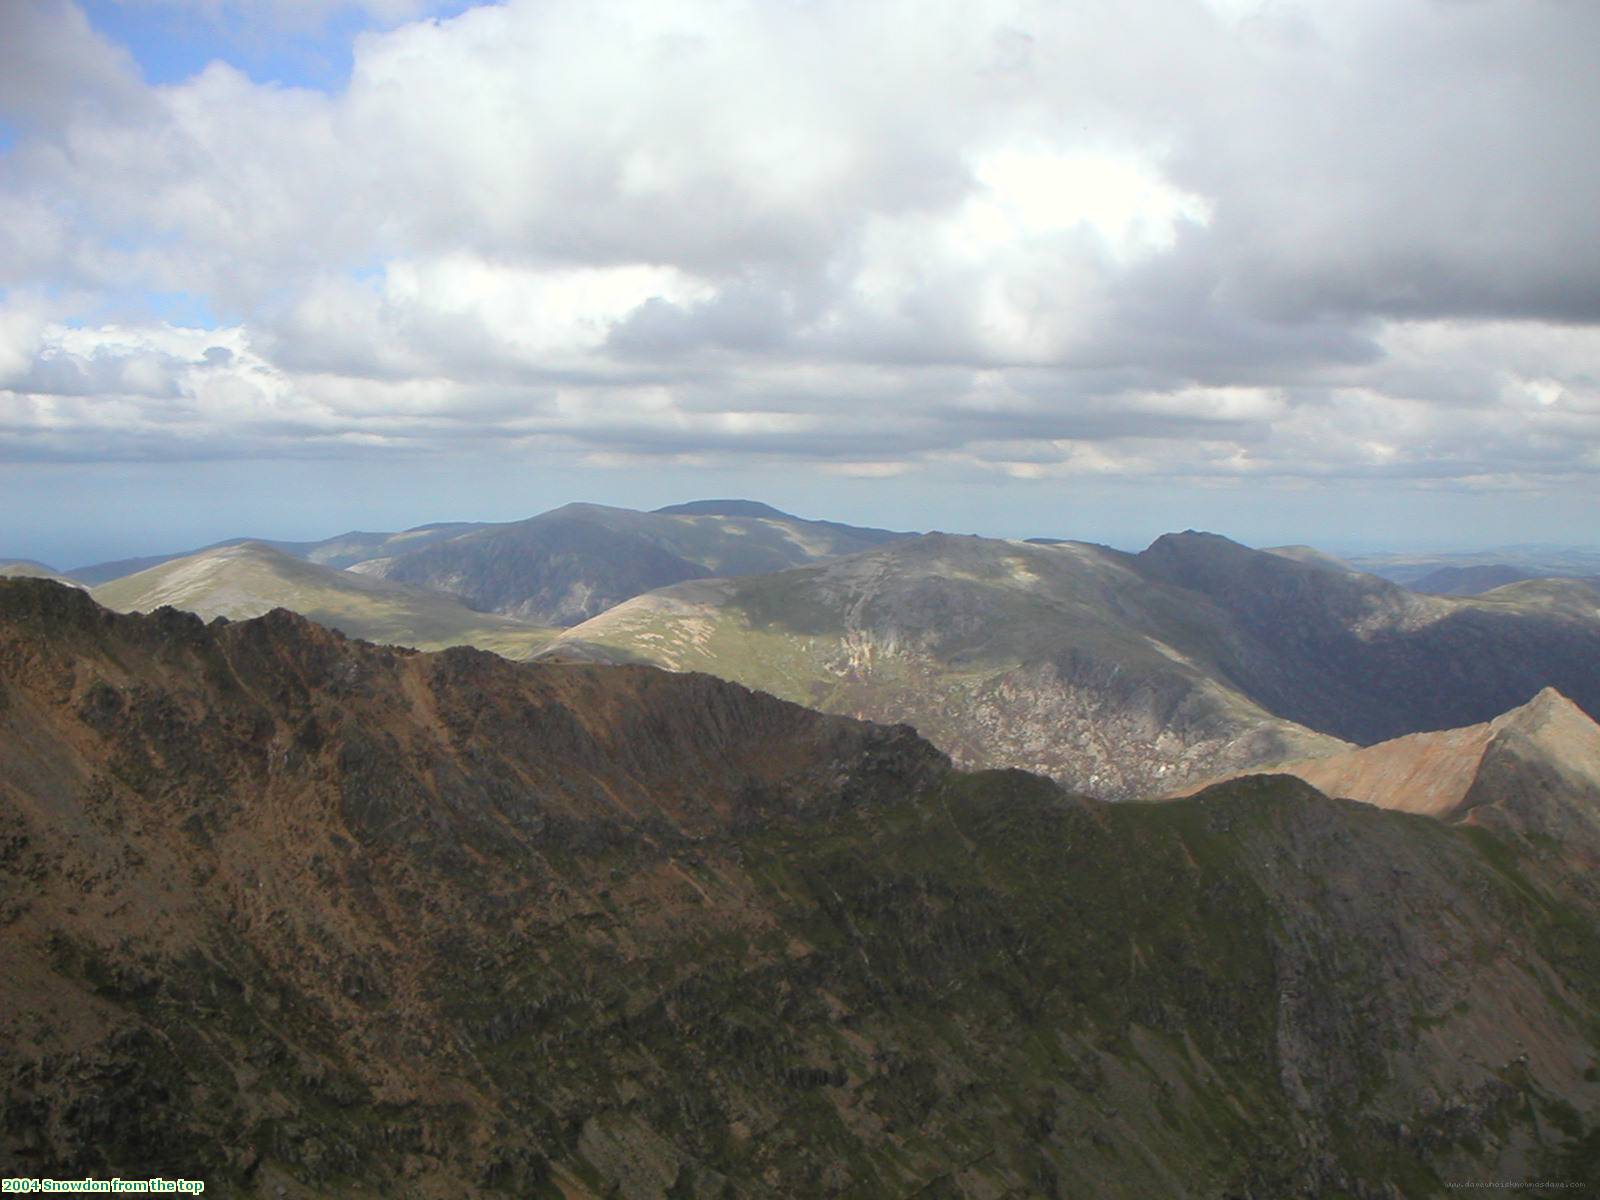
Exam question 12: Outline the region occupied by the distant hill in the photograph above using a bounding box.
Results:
[0,560,84,588]
[356,500,913,625]
[1404,563,1600,596]
[1407,563,1538,594]
[68,501,912,626]
[91,541,554,658]
[546,529,1600,797]
[70,522,487,585]
[1351,545,1600,586]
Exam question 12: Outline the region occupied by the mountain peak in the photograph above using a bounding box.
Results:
[1136,530,1259,573]
[1500,685,1583,724]
[1183,686,1600,835]
[653,499,794,519]
[1487,686,1600,770]
[0,575,107,629]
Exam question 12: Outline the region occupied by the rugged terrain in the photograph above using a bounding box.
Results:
[546,533,1349,799]
[1180,688,1600,854]
[5,578,1600,1197]
[546,530,1600,798]
[91,542,556,659]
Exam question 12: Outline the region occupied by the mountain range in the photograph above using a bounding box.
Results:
[46,500,909,626]
[348,500,910,625]
[18,503,1600,801]
[548,527,1600,798]
[4,577,1600,1196]
[64,522,491,586]
[1350,546,1600,592]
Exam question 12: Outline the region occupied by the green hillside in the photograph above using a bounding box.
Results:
[91,540,555,658]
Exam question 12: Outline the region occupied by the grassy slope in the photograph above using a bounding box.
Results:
[92,541,554,658]
[69,523,490,584]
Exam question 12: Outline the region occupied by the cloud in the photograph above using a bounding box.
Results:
[0,0,1596,495]
[0,1,150,131]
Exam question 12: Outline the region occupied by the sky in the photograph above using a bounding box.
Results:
[2,0,1598,567]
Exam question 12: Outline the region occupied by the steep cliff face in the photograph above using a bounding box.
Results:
[4,579,1600,1198]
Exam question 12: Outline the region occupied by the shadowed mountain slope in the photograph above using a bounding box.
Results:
[547,531,1600,797]
[90,541,555,658]
[1133,531,1600,743]
[4,580,1600,1195]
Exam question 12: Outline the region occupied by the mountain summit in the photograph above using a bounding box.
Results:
[1218,687,1600,851]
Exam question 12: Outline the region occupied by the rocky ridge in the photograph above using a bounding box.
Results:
[3,579,1600,1195]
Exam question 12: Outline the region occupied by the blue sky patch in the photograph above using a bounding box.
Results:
[78,0,483,92]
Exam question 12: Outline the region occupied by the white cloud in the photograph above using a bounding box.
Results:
[0,0,1595,499]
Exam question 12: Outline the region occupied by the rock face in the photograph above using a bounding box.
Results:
[5,578,1600,1197]
[546,533,1354,801]
[549,530,1600,799]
